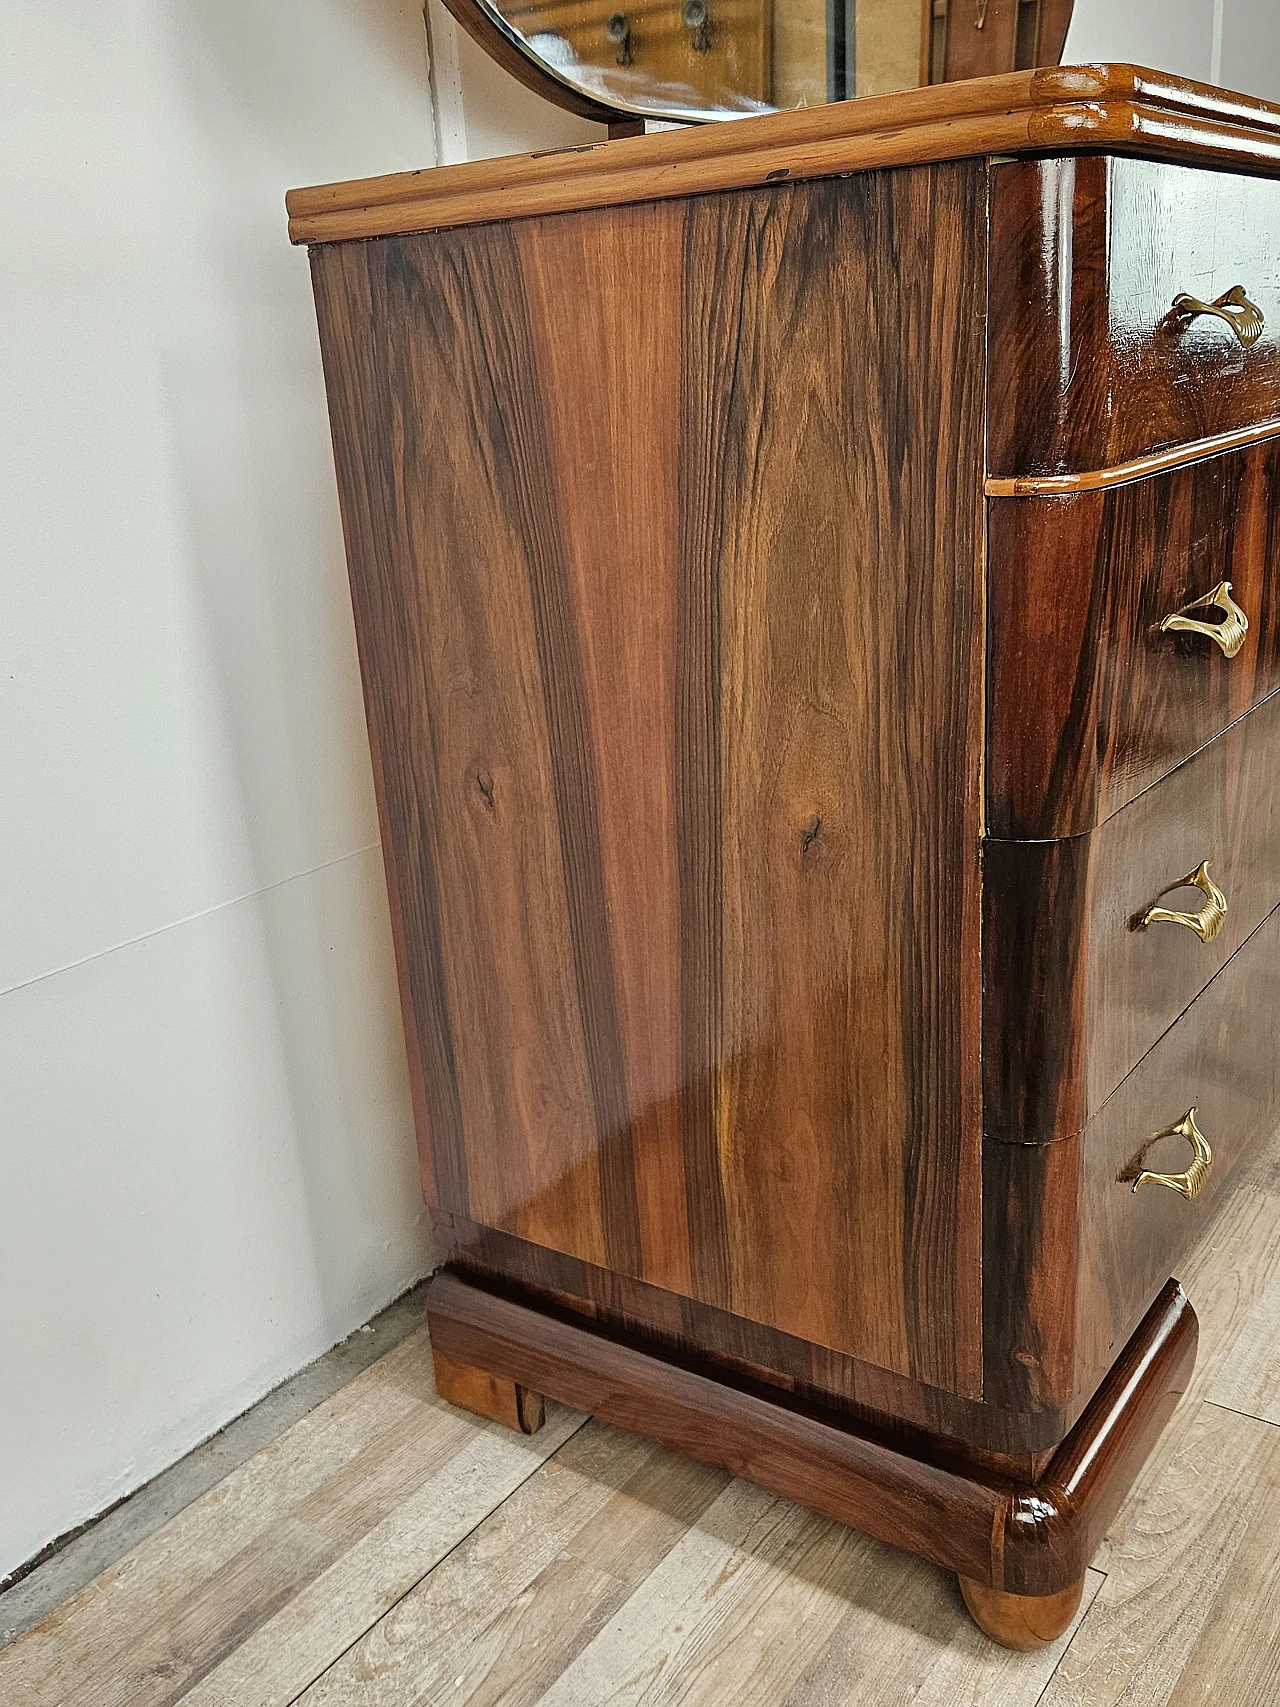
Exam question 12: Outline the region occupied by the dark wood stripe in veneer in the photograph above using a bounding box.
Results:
[683,168,987,1397]
[310,247,469,1213]
[315,234,615,1265]
[982,836,1091,1148]
[513,208,692,1297]
[982,1132,1081,1414]
[447,229,645,1279]
[673,198,734,1312]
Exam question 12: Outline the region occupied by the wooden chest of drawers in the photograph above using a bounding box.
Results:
[289,64,1280,1646]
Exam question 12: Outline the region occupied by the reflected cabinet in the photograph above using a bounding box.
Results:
[289,65,1280,1646]
[436,0,1075,120]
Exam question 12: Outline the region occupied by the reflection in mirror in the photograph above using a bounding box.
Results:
[442,0,1074,123]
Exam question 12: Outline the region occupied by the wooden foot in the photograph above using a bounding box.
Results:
[958,1573,1084,1649]
[432,1343,545,1434]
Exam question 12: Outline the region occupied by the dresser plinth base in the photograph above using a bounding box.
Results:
[426,1268,1196,1647]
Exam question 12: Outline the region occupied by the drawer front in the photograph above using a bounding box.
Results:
[984,690,1280,1144]
[988,154,1280,484]
[1076,899,1280,1399]
[987,442,1280,839]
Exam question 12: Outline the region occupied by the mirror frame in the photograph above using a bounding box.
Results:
[439,0,1075,127]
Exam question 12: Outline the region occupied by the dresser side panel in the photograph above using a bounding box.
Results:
[308,160,986,1398]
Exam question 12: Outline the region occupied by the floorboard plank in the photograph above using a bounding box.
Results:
[176,1405,585,1707]
[781,1558,1102,1705]
[1192,1131,1280,1427]
[0,1327,445,1706]
[298,1426,729,1707]
[1040,1401,1280,1707]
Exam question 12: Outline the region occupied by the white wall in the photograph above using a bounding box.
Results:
[0,0,601,1587]
[426,0,604,162]
[0,0,453,1582]
[1066,0,1280,101]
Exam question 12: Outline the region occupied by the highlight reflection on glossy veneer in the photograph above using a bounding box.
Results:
[290,65,1280,1646]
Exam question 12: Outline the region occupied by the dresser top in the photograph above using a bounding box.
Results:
[287,63,1280,246]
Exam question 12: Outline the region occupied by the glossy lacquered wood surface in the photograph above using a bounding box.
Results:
[1075,899,1280,1398]
[286,65,1280,244]
[988,155,1280,484]
[958,1575,1085,1650]
[985,691,1280,1144]
[311,165,986,1397]
[426,1268,1196,1604]
[987,897,1280,1418]
[436,1208,1073,1461]
[987,441,1280,840]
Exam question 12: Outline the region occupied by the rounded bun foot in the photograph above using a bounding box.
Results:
[958,1573,1085,1649]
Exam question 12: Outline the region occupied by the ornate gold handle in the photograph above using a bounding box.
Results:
[1133,1108,1214,1199]
[1173,285,1265,347]
[1159,580,1250,658]
[1141,860,1228,943]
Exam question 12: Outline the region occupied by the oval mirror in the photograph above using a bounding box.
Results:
[440,0,1075,125]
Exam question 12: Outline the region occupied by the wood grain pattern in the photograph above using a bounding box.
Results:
[982,1131,1082,1415]
[985,691,1280,1145]
[431,1344,545,1433]
[310,164,986,1397]
[296,1425,729,1707]
[436,1209,1073,1459]
[286,66,1280,244]
[958,1574,1085,1650]
[988,155,1280,482]
[939,0,1021,86]
[987,441,1280,840]
[427,1268,1196,1600]
[1035,0,1074,67]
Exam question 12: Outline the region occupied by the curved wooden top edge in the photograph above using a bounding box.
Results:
[987,417,1280,498]
[287,65,1280,245]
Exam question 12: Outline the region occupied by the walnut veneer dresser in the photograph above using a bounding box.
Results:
[289,64,1280,1646]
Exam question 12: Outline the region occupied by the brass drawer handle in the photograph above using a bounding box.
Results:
[1141,860,1228,943]
[1173,285,1265,347]
[1159,580,1249,658]
[1134,1108,1214,1199]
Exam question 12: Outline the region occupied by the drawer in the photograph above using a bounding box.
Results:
[988,154,1280,485]
[984,688,1280,1144]
[987,441,1280,838]
[1074,898,1280,1398]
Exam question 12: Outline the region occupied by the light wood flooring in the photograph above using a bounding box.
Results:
[8,1123,1280,1707]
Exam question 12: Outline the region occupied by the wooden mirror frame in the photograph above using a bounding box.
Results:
[438,0,1075,126]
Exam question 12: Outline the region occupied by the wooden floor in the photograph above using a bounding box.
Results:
[8,1131,1280,1707]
